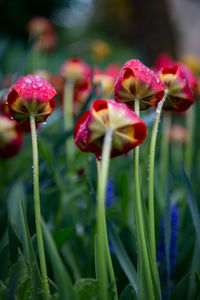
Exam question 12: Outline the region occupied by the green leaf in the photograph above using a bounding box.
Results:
[182,165,200,248]
[38,138,53,166]
[7,180,26,233]
[107,220,138,295]
[119,174,130,225]
[42,220,77,300]
[61,244,81,281]
[170,273,189,300]
[53,228,76,249]
[119,284,137,300]
[0,281,7,299]
[0,245,9,281]
[195,272,200,296]
[186,240,200,300]
[74,278,99,300]
[19,200,44,300]
[15,249,32,300]
[8,218,23,266]
[5,249,32,300]
[5,260,19,300]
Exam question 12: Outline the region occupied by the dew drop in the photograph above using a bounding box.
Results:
[33,84,38,89]
[25,79,32,83]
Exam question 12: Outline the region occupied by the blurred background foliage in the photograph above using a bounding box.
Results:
[1,0,176,64]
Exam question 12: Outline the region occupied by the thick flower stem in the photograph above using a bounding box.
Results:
[185,104,195,175]
[148,90,168,281]
[97,127,118,300]
[30,114,50,300]
[133,98,154,300]
[63,79,75,163]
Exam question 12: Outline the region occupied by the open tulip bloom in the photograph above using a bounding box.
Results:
[7,74,57,300]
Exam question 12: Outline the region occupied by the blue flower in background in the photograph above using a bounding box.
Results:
[157,203,179,277]
[106,178,115,208]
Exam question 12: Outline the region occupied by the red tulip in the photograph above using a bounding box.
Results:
[73,99,147,160]
[158,65,194,111]
[7,75,57,123]
[114,59,165,110]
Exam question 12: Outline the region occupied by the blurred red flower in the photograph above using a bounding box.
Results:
[0,115,23,158]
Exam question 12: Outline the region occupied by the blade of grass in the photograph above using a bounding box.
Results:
[42,220,77,300]
[182,164,200,248]
[187,240,200,300]
[19,200,44,300]
[107,220,138,295]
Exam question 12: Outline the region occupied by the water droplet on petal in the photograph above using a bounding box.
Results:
[25,79,32,83]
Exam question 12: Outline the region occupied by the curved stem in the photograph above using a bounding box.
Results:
[133,98,154,300]
[30,114,50,300]
[148,90,168,280]
[97,127,118,300]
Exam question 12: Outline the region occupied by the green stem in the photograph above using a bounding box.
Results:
[133,98,154,300]
[185,104,195,175]
[148,90,168,281]
[30,114,50,300]
[97,127,118,300]
[63,79,75,163]
[160,112,171,211]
